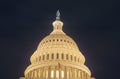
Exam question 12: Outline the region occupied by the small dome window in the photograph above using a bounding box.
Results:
[53,39,55,42]
[57,39,59,41]
[64,40,66,42]
[67,41,69,43]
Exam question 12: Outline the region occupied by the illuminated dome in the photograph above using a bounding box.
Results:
[20,10,95,79]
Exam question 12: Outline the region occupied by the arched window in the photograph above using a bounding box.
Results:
[74,56,76,62]
[61,70,64,78]
[56,53,59,59]
[51,70,54,78]
[66,54,68,60]
[56,70,59,78]
[52,53,54,59]
[47,54,49,60]
[64,40,66,42]
[53,39,55,42]
[39,56,41,61]
[43,55,45,60]
[57,39,59,41]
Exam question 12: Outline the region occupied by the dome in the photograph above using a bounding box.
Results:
[20,10,95,79]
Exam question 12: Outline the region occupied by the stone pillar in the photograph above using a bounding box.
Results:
[69,67,72,79]
[48,66,51,79]
[80,70,82,79]
[82,71,84,79]
[64,66,67,79]
[41,67,43,79]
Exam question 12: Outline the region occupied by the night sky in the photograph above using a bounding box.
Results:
[0,0,120,79]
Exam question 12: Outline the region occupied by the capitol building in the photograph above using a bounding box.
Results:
[19,10,95,79]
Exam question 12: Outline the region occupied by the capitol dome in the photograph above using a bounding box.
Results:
[20,10,95,79]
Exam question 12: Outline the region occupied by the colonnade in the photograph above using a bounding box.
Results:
[25,66,89,79]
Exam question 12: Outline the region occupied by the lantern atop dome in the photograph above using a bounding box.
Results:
[51,10,65,34]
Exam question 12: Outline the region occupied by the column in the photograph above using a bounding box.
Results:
[46,69,48,79]
[65,66,67,79]
[48,66,51,79]
[69,67,72,79]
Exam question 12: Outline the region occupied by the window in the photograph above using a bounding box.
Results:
[66,54,68,60]
[67,71,69,78]
[51,70,54,78]
[43,55,45,60]
[47,54,49,60]
[56,70,59,78]
[57,53,59,59]
[57,39,59,41]
[39,56,41,61]
[74,56,76,62]
[61,70,64,78]
[52,53,54,59]
[64,40,66,42]
[61,54,64,59]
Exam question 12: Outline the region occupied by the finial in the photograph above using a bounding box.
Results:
[56,10,60,20]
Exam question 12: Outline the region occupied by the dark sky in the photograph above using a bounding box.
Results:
[0,0,120,79]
